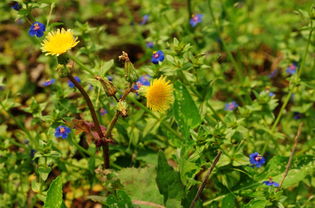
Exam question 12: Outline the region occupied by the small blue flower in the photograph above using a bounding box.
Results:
[269,92,275,97]
[43,79,55,87]
[55,125,71,139]
[140,15,149,25]
[286,63,298,75]
[68,76,81,88]
[133,75,151,90]
[263,178,279,187]
[268,69,278,78]
[146,42,154,48]
[28,22,46,37]
[190,14,203,27]
[293,112,304,120]
[12,2,22,10]
[249,152,266,167]
[100,108,108,116]
[224,101,238,111]
[151,50,164,64]
[107,76,113,81]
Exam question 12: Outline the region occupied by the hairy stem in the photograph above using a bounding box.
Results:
[69,54,94,75]
[190,151,222,208]
[67,74,110,168]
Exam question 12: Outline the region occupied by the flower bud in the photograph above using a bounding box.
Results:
[117,101,128,117]
[119,51,138,83]
[96,76,117,97]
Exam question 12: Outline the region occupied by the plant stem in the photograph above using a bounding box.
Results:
[67,74,110,168]
[190,151,222,208]
[187,0,192,22]
[68,54,94,75]
[46,3,55,27]
[276,123,303,191]
[69,134,92,157]
[128,96,182,140]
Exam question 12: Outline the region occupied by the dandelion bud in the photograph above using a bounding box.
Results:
[117,101,128,117]
[119,51,138,83]
[96,76,117,97]
[56,64,69,77]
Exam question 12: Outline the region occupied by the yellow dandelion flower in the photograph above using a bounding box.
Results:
[146,76,174,112]
[41,28,79,56]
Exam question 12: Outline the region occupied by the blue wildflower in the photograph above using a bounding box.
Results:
[133,74,151,90]
[224,101,238,111]
[12,2,22,10]
[269,92,275,97]
[151,50,164,64]
[249,152,266,167]
[286,63,298,75]
[28,22,46,37]
[268,69,278,78]
[146,42,154,48]
[43,79,55,87]
[140,15,149,25]
[68,76,81,88]
[190,14,203,27]
[263,178,279,187]
[293,112,304,120]
[107,76,113,81]
[55,125,71,139]
[100,108,108,116]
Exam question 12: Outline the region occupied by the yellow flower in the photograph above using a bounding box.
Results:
[146,76,174,112]
[41,28,79,56]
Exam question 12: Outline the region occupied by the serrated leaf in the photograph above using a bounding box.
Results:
[156,152,185,204]
[106,190,133,208]
[44,176,63,208]
[173,81,201,138]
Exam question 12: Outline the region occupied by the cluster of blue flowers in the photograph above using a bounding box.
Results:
[249,152,279,187]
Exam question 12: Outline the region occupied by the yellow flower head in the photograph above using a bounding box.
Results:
[145,76,174,112]
[41,28,79,56]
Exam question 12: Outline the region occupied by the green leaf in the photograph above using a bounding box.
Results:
[243,198,268,208]
[173,81,201,138]
[156,152,185,204]
[222,194,236,208]
[38,166,52,181]
[44,176,63,208]
[106,190,133,208]
[117,166,164,205]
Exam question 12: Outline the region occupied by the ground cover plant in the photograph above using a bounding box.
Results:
[0,0,315,207]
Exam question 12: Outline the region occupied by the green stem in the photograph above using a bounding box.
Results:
[208,0,243,81]
[68,54,94,75]
[187,0,192,22]
[128,96,182,140]
[46,3,55,27]
[264,20,313,154]
[69,134,92,157]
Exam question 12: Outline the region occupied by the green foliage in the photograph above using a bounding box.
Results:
[44,176,63,208]
[1,0,315,207]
